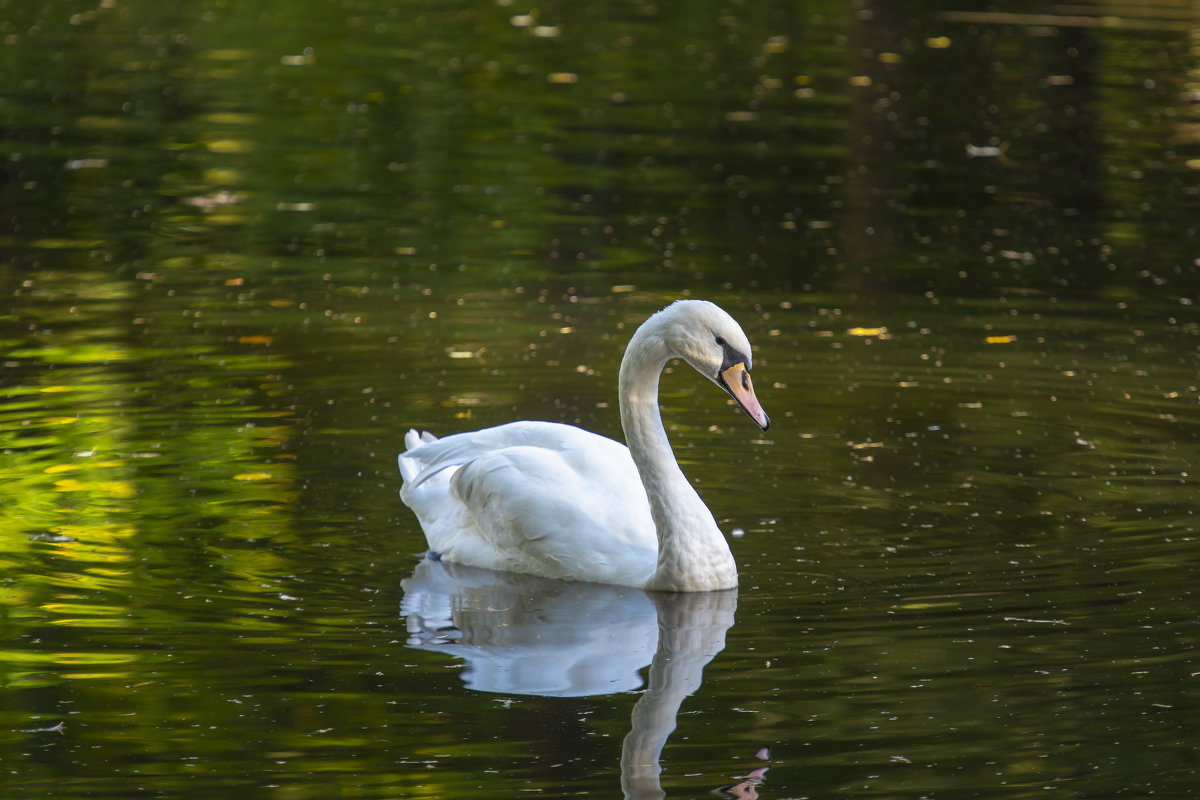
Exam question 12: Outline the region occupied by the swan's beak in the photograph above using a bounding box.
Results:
[718,362,770,431]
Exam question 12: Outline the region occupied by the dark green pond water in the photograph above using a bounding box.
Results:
[2,1,1199,797]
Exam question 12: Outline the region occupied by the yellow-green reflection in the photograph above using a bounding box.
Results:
[0,0,1197,797]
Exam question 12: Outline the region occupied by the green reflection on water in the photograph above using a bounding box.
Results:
[2,0,1199,797]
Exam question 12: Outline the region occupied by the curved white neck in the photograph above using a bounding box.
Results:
[618,322,737,592]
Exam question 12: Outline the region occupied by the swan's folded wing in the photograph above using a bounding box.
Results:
[399,420,659,586]
[447,444,657,585]
[399,420,596,484]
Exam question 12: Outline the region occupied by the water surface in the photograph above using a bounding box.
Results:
[2,1,1198,797]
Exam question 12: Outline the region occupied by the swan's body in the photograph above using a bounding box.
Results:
[398,300,769,592]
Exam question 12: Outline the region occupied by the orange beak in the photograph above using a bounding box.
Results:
[718,362,769,430]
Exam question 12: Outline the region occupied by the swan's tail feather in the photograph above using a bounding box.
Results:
[399,429,443,483]
[404,428,438,451]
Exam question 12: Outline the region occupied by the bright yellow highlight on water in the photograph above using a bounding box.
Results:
[233,472,274,482]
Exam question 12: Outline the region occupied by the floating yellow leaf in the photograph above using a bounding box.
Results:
[847,326,888,337]
[985,335,1017,344]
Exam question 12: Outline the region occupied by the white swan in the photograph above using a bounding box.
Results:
[397,299,769,592]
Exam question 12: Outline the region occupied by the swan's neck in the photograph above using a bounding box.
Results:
[618,326,737,592]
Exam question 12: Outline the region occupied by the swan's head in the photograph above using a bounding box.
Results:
[657,300,770,431]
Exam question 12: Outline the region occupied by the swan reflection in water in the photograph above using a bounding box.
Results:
[401,558,763,798]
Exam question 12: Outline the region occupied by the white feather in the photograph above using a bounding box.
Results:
[397,300,768,592]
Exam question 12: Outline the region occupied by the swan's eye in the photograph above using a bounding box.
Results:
[714,335,727,347]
